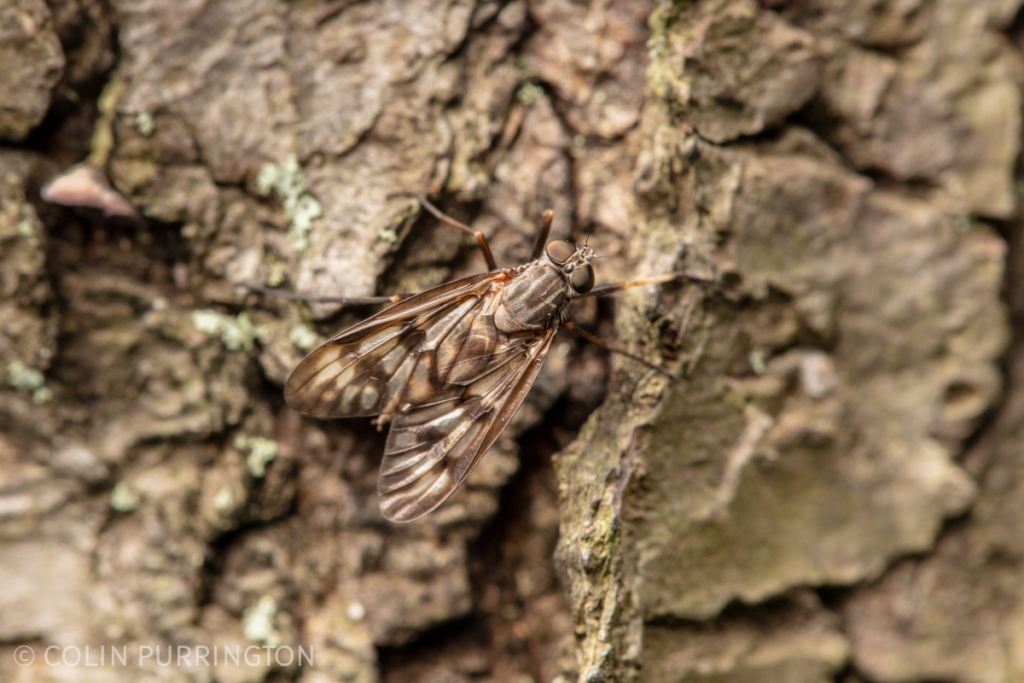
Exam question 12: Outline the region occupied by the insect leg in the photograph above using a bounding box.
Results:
[530,210,555,260]
[390,192,498,271]
[237,283,411,305]
[562,321,673,378]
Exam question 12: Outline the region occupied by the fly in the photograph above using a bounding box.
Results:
[274,194,702,522]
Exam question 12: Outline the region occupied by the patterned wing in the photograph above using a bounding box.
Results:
[378,327,556,522]
[285,272,512,419]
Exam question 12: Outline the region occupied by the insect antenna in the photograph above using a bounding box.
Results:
[583,272,713,298]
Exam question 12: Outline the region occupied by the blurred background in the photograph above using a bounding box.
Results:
[1,0,1022,682]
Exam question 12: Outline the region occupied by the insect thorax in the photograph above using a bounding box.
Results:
[494,261,570,332]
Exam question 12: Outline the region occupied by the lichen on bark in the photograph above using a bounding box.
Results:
[554,0,1019,681]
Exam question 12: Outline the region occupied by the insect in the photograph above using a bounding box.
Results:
[281,194,696,522]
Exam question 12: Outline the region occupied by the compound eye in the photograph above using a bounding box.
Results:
[570,264,595,294]
[545,240,575,264]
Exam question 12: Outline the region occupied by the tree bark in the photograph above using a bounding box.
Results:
[1,1,1021,683]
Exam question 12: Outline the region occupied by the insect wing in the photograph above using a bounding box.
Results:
[284,269,559,522]
[284,272,504,418]
[379,327,556,521]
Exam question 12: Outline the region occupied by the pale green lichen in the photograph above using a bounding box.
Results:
[646,4,681,103]
[256,155,322,252]
[88,75,124,167]
[17,204,37,237]
[17,216,35,240]
[110,482,140,512]
[7,361,50,402]
[192,310,267,351]
[7,361,44,390]
[213,484,234,511]
[136,111,155,136]
[378,227,398,243]
[749,348,767,375]
[243,596,282,647]
[290,196,322,252]
[235,435,278,478]
[31,387,53,404]
[265,260,287,287]
[191,310,225,335]
[517,81,544,107]
[288,325,320,350]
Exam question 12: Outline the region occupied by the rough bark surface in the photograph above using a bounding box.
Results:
[0,1,1022,683]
